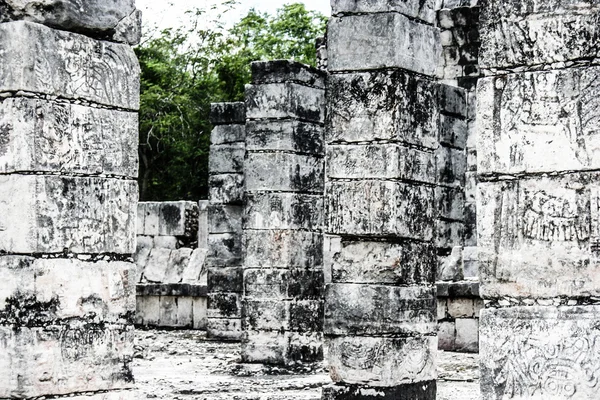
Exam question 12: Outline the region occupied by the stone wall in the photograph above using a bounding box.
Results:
[135,201,207,329]
[0,2,141,398]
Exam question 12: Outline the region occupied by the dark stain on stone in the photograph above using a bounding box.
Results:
[0,293,60,329]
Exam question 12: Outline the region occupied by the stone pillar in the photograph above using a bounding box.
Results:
[0,2,141,398]
[241,60,325,365]
[477,1,600,398]
[322,1,443,399]
[206,102,246,341]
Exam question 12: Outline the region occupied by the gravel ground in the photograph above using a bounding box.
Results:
[133,330,481,399]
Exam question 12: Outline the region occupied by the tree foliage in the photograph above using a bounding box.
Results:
[136,2,327,201]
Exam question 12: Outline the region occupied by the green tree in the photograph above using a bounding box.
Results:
[136,2,327,201]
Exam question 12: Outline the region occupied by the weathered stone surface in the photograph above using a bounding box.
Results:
[437,246,464,281]
[0,21,140,109]
[245,193,323,231]
[135,296,159,326]
[480,306,600,400]
[246,120,323,155]
[206,317,242,341]
[209,102,246,125]
[327,71,439,148]
[142,248,171,283]
[331,0,437,24]
[243,230,323,269]
[208,266,243,293]
[326,144,435,184]
[327,13,441,75]
[326,181,434,240]
[244,268,323,300]
[455,318,478,353]
[251,60,326,89]
[0,324,133,398]
[208,292,242,318]
[208,174,244,204]
[324,284,436,336]
[198,201,209,249]
[322,381,436,400]
[478,175,600,298]
[0,175,136,254]
[436,220,465,249]
[138,201,199,238]
[245,152,324,193]
[0,98,138,176]
[206,233,242,267]
[326,335,436,386]
[182,248,207,284]
[208,204,243,234]
[242,330,323,364]
[243,299,323,332]
[163,248,194,283]
[478,69,600,175]
[436,146,466,187]
[0,256,135,324]
[324,236,436,285]
[439,84,468,117]
[211,124,245,145]
[0,0,136,35]
[436,186,465,221]
[480,0,600,70]
[245,82,325,123]
[440,114,468,149]
[140,202,159,236]
[208,143,245,175]
[111,8,141,45]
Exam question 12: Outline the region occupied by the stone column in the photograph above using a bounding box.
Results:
[0,2,141,398]
[206,102,246,341]
[477,1,600,398]
[322,1,443,399]
[241,60,325,364]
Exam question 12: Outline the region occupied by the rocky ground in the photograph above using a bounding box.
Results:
[133,329,481,400]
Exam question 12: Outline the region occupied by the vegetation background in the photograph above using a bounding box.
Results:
[136,1,327,201]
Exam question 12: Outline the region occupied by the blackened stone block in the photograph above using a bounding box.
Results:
[246,120,324,155]
[243,299,323,332]
[245,152,324,193]
[245,82,325,123]
[324,236,436,285]
[210,124,245,145]
[208,143,245,174]
[245,193,323,231]
[324,284,436,336]
[251,60,326,89]
[435,186,465,221]
[209,174,244,204]
[209,102,246,125]
[244,230,323,269]
[208,204,243,234]
[244,268,324,300]
[322,381,436,400]
[436,146,467,187]
[205,233,243,267]
[207,267,243,293]
[207,292,242,318]
[439,114,468,149]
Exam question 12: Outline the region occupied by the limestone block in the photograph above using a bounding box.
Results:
[326,144,435,184]
[208,292,242,318]
[158,295,177,327]
[244,268,324,300]
[436,146,466,187]
[207,317,242,340]
[143,202,160,236]
[438,321,456,350]
[245,193,323,231]
[209,174,244,204]
[142,248,171,283]
[136,204,146,236]
[326,335,436,386]
[331,0,437,24]
[251,60,326,89]
[136,295,159,326]
[245,152,324,193]
[447,298,475,318]
[0,175,136,254]
[324,236,436,285]
[322,382,436,400]
[246,120,323,155]
[480,0,600,69]
[439,114,468,149]
[208,204,243,234]
[480,306,600,399]
[437,298,448,320]
[134,237,152,282]
[209,102,245,125]
[478,175,600,298]
[0,98,138,177]
[243,230,323,269]
[192,297,207,329]
[209,143,245,174]
[0,22,139,109]
[198,201,209,249]
[437,246,464,281]
[243,299,323,332]
[327,13,441,75]
[326,181,434,240]
[462,245,479,278]
[182,248,207,284]
[206,233,242,267]
[245,82,325,123]
[242,330,323,364]
[455,318,479,352]
[176,296,193,327]
[436,186,465,221]
[164,248,193,283]
[0,0,136,35]
[478,69,600,175]
[439,83,468,117]
[324,284,437,336]
[211,124,245,145]
[0,324,133,398]
[157,201,199,237]
[327,71,439,148]
[111,8,142,45]
[0,257,135,324]
[153,236,177,249]
[208,266,243,293]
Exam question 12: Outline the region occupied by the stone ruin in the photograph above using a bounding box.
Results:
[1,0,600,399]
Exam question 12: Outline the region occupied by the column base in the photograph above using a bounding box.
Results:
[322,381,436,400]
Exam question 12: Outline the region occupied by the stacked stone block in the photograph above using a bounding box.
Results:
[207,102,246,340]
[322,2,443,398]
[242,60,326,365]
[0,5,140,399]
[437,281,482,352]
[135,201,207,329]
[477,1,600,398]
